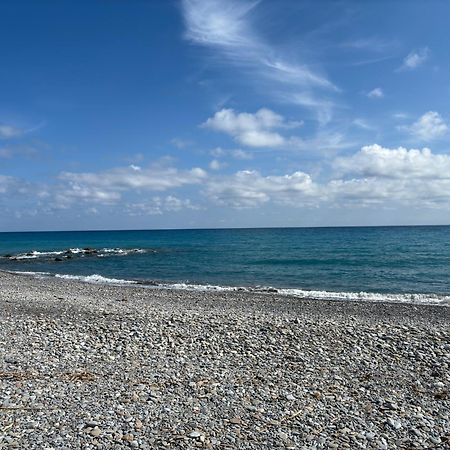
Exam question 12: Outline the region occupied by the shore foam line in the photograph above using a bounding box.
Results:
[54,273,137,285]
[4,269,450,306]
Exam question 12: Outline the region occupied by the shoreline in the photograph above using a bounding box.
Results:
[1,271,449,449]
[2,269,450,309]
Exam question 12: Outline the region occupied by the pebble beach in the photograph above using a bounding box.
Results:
[0,271,449,449]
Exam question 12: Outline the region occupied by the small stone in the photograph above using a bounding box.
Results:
[279,431,289,440]
[387,418,402,430]
[90,427,101,437]
[365,432,376,440]
[229,417,242,425]
[189,430,202,438]
[430,436,441,444]
[385,401,398,410]
[285,394,296,401]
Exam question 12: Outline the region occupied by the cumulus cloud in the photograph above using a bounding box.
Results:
[206,170,320,207]
[206,145,450,209]
[334,144,450,179]
[181,0,337,122]
[367,87,383,99]
[401,111,448,141]
[399,47,429,70]
[203,108,301,148]
[329,144,450,206]
[8,145,450,217]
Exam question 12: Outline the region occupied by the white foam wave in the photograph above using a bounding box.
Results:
[5,270,450,306]
[155,283,450,306]
[55,273,137,285]
[6,247,151,260]
[276,288,450,305]
[14,250,64,259]
[7,270,51,277]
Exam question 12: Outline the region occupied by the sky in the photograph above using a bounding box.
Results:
[1,0,450,231]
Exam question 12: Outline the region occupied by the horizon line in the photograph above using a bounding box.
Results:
[1,223,450,233]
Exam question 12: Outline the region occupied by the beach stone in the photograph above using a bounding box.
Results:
[90,427,101,437]
[189,430,202,438]
[0,271,448,450]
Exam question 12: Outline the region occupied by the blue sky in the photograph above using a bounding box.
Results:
[1,0,450,231]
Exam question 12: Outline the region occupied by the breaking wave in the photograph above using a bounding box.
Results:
[6,270,450,306]
[2,247,154,261]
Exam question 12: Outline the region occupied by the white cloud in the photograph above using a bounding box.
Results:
[328,144,450,207]
[399,47,429,70]
[209,159,227,170]
[210,147,253,160]
[401,111,448,141]
[181,0,337,122]
[367,87,383,99]
[8,145,450,218]
[334,144,450,179]
[206,170,320,207]
[231,149,253,160]
[288,92,334,126]
[206,145,450,209]
[56,165,207,207]
[60,166,206,191]
[203,108,302,148]
[0,174,34,197]
[352,119,374,130]
[0,123,24,139]
[0,175,17,193]
[126,196,199,216]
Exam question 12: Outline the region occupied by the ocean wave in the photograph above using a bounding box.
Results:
[3,247,154,261]
[11,250,65,260]
[156,283,450,305]
[55,273,137,285]
[5,270,450,306]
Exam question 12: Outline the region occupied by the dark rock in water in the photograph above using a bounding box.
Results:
[66,255,73,259]
[3,254,12,258]
[54,257,63,262]
[83,247,98,255]
[26,252,33,256]
[64,249,73,255]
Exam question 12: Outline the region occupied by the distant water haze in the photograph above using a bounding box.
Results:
[1,226,450,305]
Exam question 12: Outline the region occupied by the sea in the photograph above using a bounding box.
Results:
[1,226,450,306]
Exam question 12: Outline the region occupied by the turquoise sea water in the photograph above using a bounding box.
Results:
[1,226,450,305]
